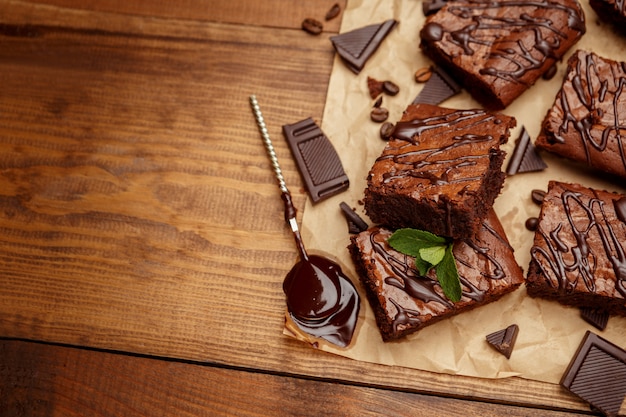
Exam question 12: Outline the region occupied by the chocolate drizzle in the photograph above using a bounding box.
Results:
[381,110,499,187]
[423,0,585,85]
[530,188,626,297]
[367,222,512,330]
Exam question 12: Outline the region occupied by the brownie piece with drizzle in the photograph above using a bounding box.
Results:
[526,181,626,316]
[349,210,524,341]
[364,103,515,240]
[419,0,586,110]
[535,50,626,179]
[590,0,626,36]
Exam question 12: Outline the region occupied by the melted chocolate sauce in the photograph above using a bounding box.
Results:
[283,255,360,348]
[424,0,585,84]
[530,190,626,297]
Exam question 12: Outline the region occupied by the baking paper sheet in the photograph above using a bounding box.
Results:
[298,0,626,384]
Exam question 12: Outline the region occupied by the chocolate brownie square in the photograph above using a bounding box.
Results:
[419,0,586,110]
[364,103,515,239]
[535,50,626,179]
[349,209,524,341]
[590,0,626,36]
[526,181,626,316]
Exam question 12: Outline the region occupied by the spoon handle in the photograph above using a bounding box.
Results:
[249,95,288,194]
[249,95,308,260]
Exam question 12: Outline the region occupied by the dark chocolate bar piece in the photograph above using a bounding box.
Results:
[339,202,368,234]
[506,126,547,175]
[486,324,519,359]
[561,331,626,416]
[330,19,397,74]
[581,307,610,331]
[411,65,462,105]
[282,118,349,204]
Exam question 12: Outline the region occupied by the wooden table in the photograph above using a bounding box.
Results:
[0,1,603,415]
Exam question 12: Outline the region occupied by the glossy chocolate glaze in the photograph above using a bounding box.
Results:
[283,255,360,348]
[420,0,585,108]
[530,182,626,299]
[536,50,626,178]
[351,210,524,339]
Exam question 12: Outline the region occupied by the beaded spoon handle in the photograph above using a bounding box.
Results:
[249,95,308,261]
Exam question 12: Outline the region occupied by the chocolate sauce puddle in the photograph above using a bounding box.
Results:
[250,95,360,348]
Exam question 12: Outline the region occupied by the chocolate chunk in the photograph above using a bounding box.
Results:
[325,3,341,21]
[367,77,384,99]
[411,65,462,105]
[282,118,349,204]
[581,307,610,331]
[505,126,547,175]
[339,202,368,234]
[486,324,519,359]
[561,331,626,416]
[422,0,449,15]
[330,19,398,74]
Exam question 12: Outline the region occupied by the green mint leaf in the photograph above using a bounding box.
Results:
[388,228,447,258]
[419,245,446,266]
[435,245,462,302]
[413,256,433,276]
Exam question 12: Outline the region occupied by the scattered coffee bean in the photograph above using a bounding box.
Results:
[302,18,323,35]
[414,67,432,83]
[543,64,557,80]
[383,81,400,96]
[531,189,546,205]
[325,3,341,20]
[373,96,383,108]
[525,217,539,231]
[370,107,389,123]
[380,122,395,140]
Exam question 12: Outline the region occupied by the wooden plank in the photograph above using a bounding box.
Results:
[0,339,591,417]
[0,2,596,414]
[15,0,346,31]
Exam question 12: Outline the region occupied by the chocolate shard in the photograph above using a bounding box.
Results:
[422,0,449,15]
[339,202,368,234]
[330,19,398,74]
[411,65,462,105]
[506,126,547,175]
[561,331,626,417]
[581,307,610,331]
[282,118,349,204]
[486,324,519,359]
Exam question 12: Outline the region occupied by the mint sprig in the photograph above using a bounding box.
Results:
[387,228,462,302]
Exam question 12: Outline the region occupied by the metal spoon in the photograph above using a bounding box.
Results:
[249,95,359,347]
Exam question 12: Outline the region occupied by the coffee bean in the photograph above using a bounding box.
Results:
[325,3,341,20]
[531,189,546,205]
[373,96,383,108]
[370,107,389,123]
[383,81,400,96]
[542,64,557,80]
[525,217,539,231]
[302,18,323,35]
[380,122,395,140]
[414,67,432,83]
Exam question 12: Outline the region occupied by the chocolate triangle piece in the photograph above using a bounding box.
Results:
[581,307,610,331]
[330,19,398,74]
[339,202,368,234]
[411,65,462,105]
[506,126,547,175]
[486,324,519,359]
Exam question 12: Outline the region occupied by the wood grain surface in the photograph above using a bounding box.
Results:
[0,0,607,415]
